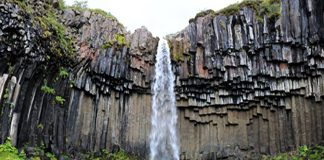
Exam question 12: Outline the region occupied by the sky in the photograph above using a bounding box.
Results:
[64,0,242,37]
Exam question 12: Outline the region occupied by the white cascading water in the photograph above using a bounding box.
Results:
[149,39,179,160]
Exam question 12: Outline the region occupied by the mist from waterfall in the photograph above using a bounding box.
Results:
[149,39,179,160]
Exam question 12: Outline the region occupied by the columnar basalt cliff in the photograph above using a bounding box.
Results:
[0,0,158,158]
[168,0,324,159]
[0,0,324,159]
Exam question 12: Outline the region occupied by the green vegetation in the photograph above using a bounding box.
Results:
[85,149,138,160]
[41,82,56,95]
[89,8,117,20]
[0,138,26,160]
[110,150,136,160]
[0,139,155,160]
[3,89,9,101]
[7,62,14,74]
[68,0,116,20]
[168,40,185,62]
[30,1,74,59]
[171,52,184,62]
[193,0,281,22]
[262,145,324,160]
[44,11,74,56]
[191,9,215,21]
[102,33,128,49]
[37,124,44,130]
[45,152,57,160]
[8,0,33,14]
[259,0,281,21]
[54,96,65,106]
[58,0,66,10]
[72,0,88,9]
[59,67,69,79]
[0,139,59,160]
[115,34,127,46]
[29,143,58,160]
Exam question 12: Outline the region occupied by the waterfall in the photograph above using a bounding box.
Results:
[149,39,179,160]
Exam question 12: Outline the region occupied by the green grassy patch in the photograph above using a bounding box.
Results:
[58,0,66,10]
[67,0,117,21]
[262,145,324,160]
[0,139,26,160]
[192,0,281,22]
[89,8,117,20]
[102,33,128,49]
[84,149,139,160]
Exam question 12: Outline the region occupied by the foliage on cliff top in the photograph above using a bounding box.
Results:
[7,0,76,63]
[7,0,33,13]
[68,0,117,21]
[192,0,281,22]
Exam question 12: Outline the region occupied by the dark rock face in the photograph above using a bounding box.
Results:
[168,0,324,159]
[0,0,158,158]
[1,0,324,159]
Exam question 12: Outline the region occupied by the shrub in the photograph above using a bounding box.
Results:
[41,82,55,95]
[58,0,66,10]
[263,145,324,160]
[0,138,26,160]
[46,152,57,160]
[90,8,117,20]
[72,0,88,9]
[110,150,133,160]
[54,96,65,106]
[102,34,128,49]
[3,89,9,101]
[35,11,74,57]
[59,67,69,79]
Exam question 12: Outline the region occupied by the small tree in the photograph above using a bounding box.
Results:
[72,0,88,9]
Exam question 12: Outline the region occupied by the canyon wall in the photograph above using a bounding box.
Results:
[0,0,157,158]
[168,0,324,159]
[0,0,324,159]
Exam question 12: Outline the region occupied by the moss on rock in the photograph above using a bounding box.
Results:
[102,33,128,49]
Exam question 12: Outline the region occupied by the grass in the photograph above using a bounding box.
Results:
[262,145,324,160]
[0,152,23,160]
[33,8,74,59]
[58,0,66,10]
[44,11,74,56]
[0,139,26,160]
[89,8,117,20]
[102,33,128,49]
[67,2,117,21]
[84,149,139,160]
[192,0,281,22]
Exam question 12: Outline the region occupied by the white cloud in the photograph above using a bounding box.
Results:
[64,0,242,37]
